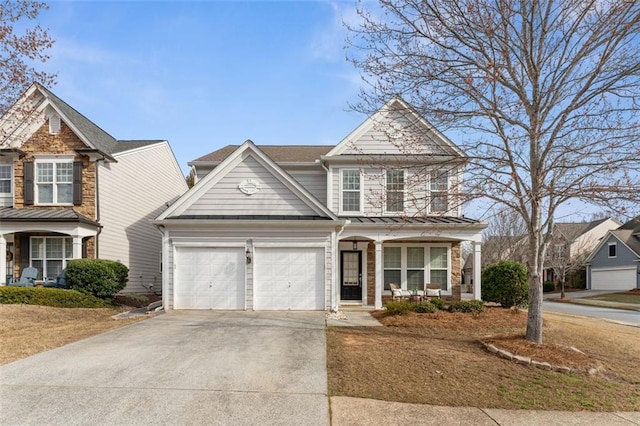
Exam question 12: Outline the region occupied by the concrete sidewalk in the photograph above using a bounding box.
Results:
[330,397,640,426]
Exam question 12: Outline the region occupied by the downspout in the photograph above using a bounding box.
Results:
[94,157,105,258]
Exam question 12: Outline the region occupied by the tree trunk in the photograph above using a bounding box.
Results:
[525,270,544,344]
[560,279,565,299]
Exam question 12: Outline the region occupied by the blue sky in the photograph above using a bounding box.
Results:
[37,1,364,171]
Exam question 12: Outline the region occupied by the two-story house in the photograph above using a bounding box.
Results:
[154,98,486,310]
[0,83,188,292]
[586,216,640,291]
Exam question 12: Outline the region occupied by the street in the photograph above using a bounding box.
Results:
[543,300,640,327]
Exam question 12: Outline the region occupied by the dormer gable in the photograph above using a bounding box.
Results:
[324,97,466,161]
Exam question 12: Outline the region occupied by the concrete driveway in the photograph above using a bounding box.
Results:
[0,311,328,425]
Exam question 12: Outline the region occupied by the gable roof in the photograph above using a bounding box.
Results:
[618,215,640,233]
[190,145,333,165]
[111,140,165,154]
[157,140,338,221]
[554,218,620,241]
[610,229,640,257]
[325,97,466,159]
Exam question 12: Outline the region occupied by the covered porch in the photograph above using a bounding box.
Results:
[334,217,485,309]
[0,208,101,285]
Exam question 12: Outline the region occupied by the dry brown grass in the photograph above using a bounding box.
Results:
[0,304,146,365]
[327,307,640,411]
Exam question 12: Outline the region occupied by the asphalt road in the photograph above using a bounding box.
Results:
[543,300,640,326]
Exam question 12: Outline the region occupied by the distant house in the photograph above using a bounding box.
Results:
[543,218,621,283]
[585,216,640,291]
[0,83,188,293]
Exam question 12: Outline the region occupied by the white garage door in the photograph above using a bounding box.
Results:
[174,247,245,309]
[591,268,636,291]
[254,247,325,310]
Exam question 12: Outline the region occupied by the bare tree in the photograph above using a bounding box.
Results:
[545,223,593,299]
[482,208,527,268]
[346,0,640,343]
[0,1,56,116]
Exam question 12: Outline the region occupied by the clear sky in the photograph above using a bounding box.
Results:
[36,1,364,172]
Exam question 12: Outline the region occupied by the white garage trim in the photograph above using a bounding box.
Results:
[254,247,326,310]
[174,247,246,310]
[591,267,636,291]
[253,242,327,248]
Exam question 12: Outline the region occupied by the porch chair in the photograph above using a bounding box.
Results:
[425,283,442,298]
[43,269,66,289]
[10,267,38,287]
[389,283,412,300]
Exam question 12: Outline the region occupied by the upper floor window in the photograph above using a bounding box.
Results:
[608,242,616,258]
[430,170,448,213]
[386,170,404,213]
[0,164,11,194]
[554,244,566,259]
[341,169,361,213]
[36,161,73,204]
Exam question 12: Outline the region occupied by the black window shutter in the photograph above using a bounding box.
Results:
[23,162,34,205]
[19,235,30,265]
[73,162,83,205]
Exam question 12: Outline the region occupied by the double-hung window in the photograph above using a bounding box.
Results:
[341,169,361,213]
[31,237,73,280]
[383,247,401,291]
[430,170,448,213]
[383,245,450,292]
[429,247,448,290]
[36,160,73,204]
[386,170,404,213]
[0,164,11,194]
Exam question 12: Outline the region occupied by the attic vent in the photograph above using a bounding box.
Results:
[49,113,61,135]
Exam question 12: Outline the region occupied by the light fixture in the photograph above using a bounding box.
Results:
[353,239,358,251]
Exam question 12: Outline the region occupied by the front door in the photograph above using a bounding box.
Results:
[340,251,362,300]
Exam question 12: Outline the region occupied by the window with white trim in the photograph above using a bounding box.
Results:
[386,170,404,213]
[0,164,11,194]
[36,160,73,204]
[341,169,361,212]
[608,242,617,258]
[383,247,401,291]
[429,247,448,290]
[383,245,450,292]
[31,237,73,280]
[429,170,448,213]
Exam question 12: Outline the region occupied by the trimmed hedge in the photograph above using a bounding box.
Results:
[384,299,415,315]
[481,260,529,308]
[414,301,438,313]
[0,287,108,308]
[65,259,128,299]
[543,281,556,292]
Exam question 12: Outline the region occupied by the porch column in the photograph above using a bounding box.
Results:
[473,241,482,300]
[0,234,6,285]
[375,240,383,309]
[72,236,82,259]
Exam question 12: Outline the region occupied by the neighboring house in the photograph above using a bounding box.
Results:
[154,98,487,311]
[0,83,187,292]
[585,216,640,291]
[543,218,621,283]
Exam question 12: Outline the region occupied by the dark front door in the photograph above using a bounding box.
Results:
[341,251,362,300]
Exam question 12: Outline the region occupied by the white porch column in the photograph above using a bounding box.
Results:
[374,240,383,309]
[72,236,82,259]
[473,241,482,300]
[0,234,6,285]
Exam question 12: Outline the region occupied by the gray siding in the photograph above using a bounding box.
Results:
[590,234,639,269]
[99,143,188,294]
[287,169,327,205]
[184,155,318,216]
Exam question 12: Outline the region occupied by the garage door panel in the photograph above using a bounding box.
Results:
[175,247,245,310]
[591,268,635,291]
[254,247,325,310]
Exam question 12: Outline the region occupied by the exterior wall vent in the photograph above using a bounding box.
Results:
[49,113,61,135]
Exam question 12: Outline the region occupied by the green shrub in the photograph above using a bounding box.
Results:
[0,287,108,308]
[65,259,128,299]
[448,300,486,313]
[384,299,414,315]
[543,281,556,292]
[430,297,445,310]
[414,301,438,313]
[481,261,529,308]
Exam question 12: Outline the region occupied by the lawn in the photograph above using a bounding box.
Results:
[583,292,640,305]
[327,308,640,411]
[0,304,147,365]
